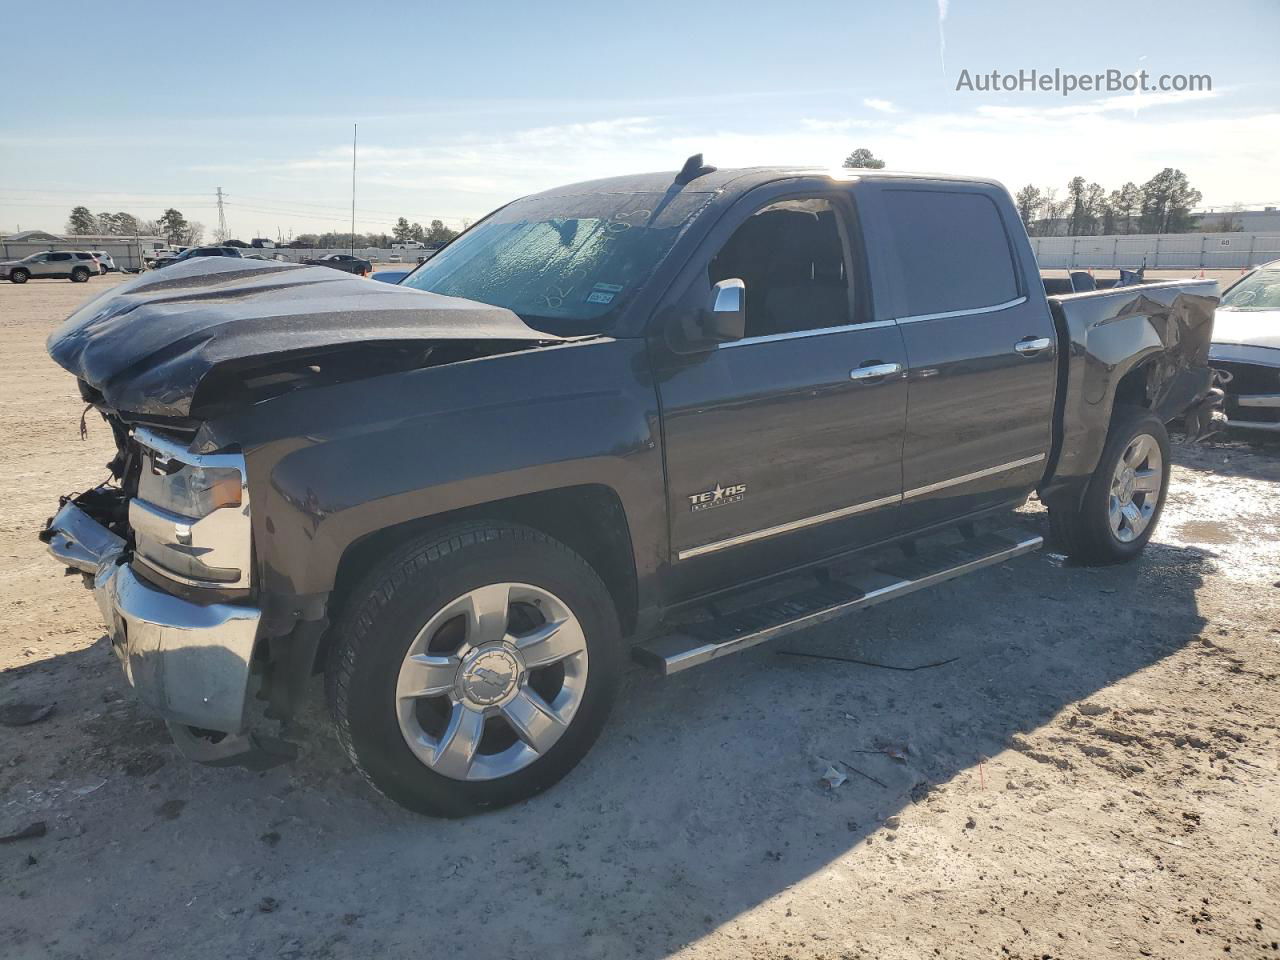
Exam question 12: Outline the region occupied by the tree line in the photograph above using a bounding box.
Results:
[67,206,206,245]
[1014,169,1210,236]
[66,205,461,249]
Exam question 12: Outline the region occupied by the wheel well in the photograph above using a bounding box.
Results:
[326,484,640,645]
[1113,361,1154,411]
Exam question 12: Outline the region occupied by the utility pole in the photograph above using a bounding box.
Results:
[350,123,357,256]
[215,186,228,242]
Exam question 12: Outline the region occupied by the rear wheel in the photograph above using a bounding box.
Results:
[70,266,90,282]
[326,523,624,817]
[9,268,28,284]
[1049,405,1170,564]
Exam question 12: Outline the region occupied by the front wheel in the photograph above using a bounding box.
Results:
[1049,405,1171,564]
[326,523,624,817]
[9,268,28,284]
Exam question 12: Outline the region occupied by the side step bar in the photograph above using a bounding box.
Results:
[634,530,1043,675]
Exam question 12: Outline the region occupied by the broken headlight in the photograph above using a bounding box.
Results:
[137,461,243,516]
[130,429,253,589]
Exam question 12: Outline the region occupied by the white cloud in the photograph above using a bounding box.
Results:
[975,87,1221,121]
[862,98,898,114]
[936,0,950,72]
[155,91,1280,234]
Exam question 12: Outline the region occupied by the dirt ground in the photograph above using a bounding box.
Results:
[0,273,1277,960]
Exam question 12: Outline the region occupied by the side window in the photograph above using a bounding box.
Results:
[708,198,852,339]
[879,189,1018,317]
[49,252,73,262]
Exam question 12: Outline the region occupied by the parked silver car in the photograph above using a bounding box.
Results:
[1,251,99,283]
[1210,258,1280,433]
[90,251,117,273]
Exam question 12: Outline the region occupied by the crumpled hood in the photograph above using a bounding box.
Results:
[48,256,558,417]
[1211,309,1280,350]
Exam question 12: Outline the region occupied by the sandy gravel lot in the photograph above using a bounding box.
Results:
[0,273,1277,960]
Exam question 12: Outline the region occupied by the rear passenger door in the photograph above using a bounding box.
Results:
[43,252,75,277]
[860,182,1057,530]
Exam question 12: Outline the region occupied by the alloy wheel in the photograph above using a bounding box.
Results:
[394,582,589,782]
[1108,433,1162,542]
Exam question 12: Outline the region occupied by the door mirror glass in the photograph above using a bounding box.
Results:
[669,278,747,353]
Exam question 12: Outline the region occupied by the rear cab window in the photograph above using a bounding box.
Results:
[867,184,1022,319]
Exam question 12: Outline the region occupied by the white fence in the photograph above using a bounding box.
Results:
[248,247,436,264]
[1030,232,1280,270]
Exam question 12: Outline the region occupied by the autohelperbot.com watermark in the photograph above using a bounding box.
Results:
[955,68,1212,97]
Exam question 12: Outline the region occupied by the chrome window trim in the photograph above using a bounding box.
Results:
[902,454,1045,500]
[719,318,898,349]
[675,454,1046,561]
[896,296,1027,325]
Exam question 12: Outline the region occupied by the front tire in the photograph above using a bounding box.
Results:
[326,523,624,817]
[1049,405,1171,564]
[9,268,28,284]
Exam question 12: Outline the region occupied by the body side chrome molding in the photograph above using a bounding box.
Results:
[676,454,1046,561]
[902,453,1045,500]
[897,296,1027,325]
[677,493,900,560]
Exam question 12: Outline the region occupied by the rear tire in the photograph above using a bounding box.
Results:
[71,266,90,282]
[9,269,28,284]
[326,523,624,817]
[1048,405,1170,565]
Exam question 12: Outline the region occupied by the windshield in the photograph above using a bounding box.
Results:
[401,189,713,335]
[1221,269,1280,312]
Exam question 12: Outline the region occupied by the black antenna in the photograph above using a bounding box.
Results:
[674,153,717,185]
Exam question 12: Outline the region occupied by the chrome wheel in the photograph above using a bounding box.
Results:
[1108,433,1162,543]
[395,583,589,782]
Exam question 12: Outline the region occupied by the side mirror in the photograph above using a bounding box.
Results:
[669,278,747,353]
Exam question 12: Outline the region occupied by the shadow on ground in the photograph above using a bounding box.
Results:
[0,508,1216,959]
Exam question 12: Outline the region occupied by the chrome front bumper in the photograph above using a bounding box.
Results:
[45,500,261,735]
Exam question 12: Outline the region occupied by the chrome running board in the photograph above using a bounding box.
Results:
[634,529,1043,675]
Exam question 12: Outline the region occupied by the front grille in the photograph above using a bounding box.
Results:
[1214,361,1280,396]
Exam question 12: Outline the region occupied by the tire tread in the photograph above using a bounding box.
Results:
[324,521,617,815]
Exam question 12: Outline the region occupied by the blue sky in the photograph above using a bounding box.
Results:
[1,0,1276,238]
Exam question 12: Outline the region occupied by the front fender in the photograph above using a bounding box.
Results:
[198,338,665,631]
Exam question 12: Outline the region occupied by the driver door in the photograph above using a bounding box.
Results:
[650,186,908,602]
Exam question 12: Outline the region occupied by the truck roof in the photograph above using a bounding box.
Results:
[530,166,1007,199]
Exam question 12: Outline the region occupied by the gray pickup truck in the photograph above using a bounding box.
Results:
[41,160,1222,816]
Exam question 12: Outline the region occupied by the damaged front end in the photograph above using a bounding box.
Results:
[39,257,573,768]
[40,422,291,769]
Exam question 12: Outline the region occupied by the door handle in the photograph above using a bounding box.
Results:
[1014,336,1053,356]
[849,362,903,382]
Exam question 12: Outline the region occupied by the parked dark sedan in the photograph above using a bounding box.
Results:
[1210,259,1280,434]
[302,253,372,276]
